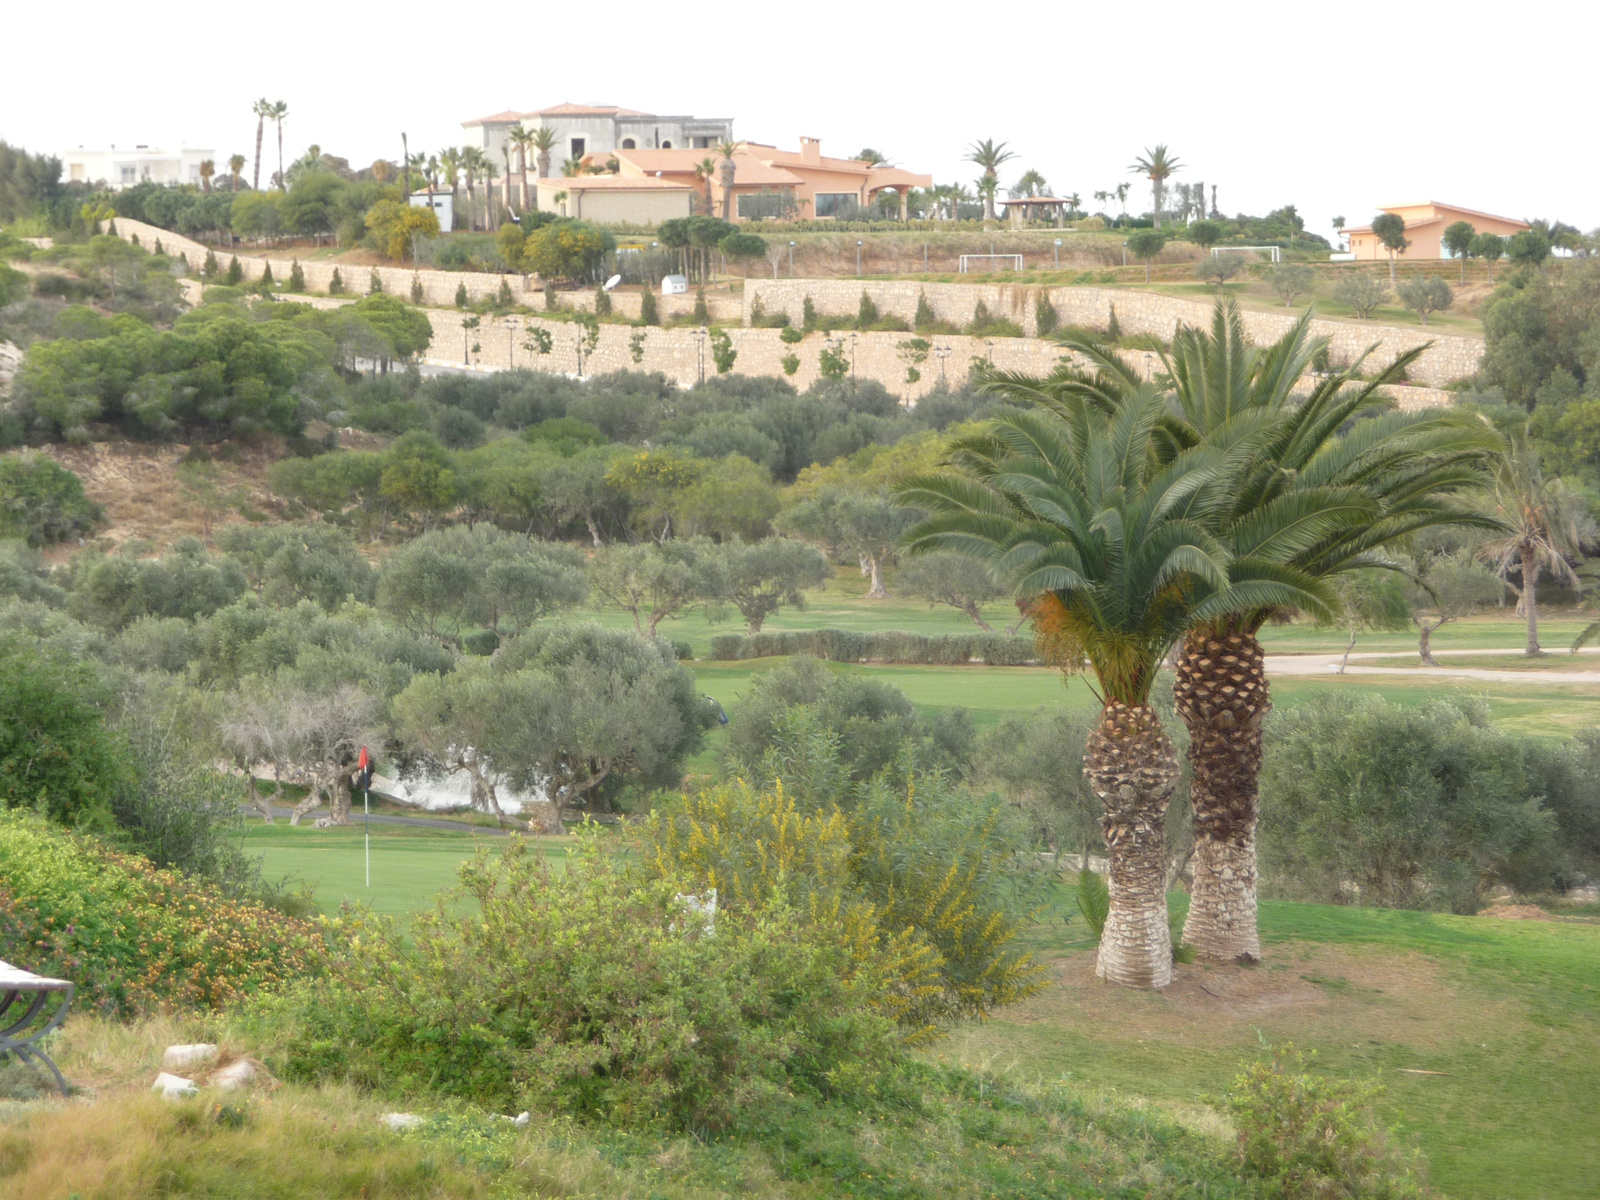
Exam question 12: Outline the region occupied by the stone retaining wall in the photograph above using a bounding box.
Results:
[744,279,1484,388]
[103,219,1455,409]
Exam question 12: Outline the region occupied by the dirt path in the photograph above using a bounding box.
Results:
[1266,646,1600,684]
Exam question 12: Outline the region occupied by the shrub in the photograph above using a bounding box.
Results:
[287,259,305,293]
[802,295,818,331]
[856,290,879,329]
[1266,262,1315,306]
[913,290,938,332]
[593,283,610,316]
[1225,1045,1425,1199]
[642,756,1046,1032]
[454,281,468,308]
[780,352,800,376]
[1076,868,1109,939]
[1197,255,1242,290]
[226,256,242,286]
[328,267,344,295]
[411,273,424,303]
[707,627,1037,666]
[1396,275,1453,326]
[0,454,102,546]
[1332,273,1390,318]
[259,262,274,289]
[251,836,900,1131]
[368,268,384,295]
[779,324,803,344]
[1034,293,1059,336]
[0,811,324,1015]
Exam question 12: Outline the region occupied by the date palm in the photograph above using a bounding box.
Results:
[461,147,486,229]
[717,140,739,220]
[1010,168,1049,199]
[199,159,214,194]
[964,138,1017,220]
[227,154,245,193]
[437,148,462,226]
[1480,433,1590,656]
[897,386,1327,988]
[508,128,535,211]
[1129,144,1181,228]
[251,98,273,191]
[269,100,289,191]
[694,157,718,216]
[986,298,1502,962]
[528,126,560,182]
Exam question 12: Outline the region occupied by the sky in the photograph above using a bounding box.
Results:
[9,1,1597,243]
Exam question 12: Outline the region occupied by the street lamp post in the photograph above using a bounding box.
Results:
[856,239,863,276]
[788,240,795,276]
[1054,238,1062,269]
[848,332,857,381]
[504,315,518,369]
[692,327,707,384]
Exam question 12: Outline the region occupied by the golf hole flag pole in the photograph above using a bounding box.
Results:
[356,746,374,887]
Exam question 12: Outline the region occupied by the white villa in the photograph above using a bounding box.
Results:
[61,145,216,190]
[462,102,734,171]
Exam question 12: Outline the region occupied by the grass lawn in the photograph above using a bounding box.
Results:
[240,823,571,923]
[947,894,1600,1200]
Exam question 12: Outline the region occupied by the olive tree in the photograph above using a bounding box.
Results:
[716,536,829,633]
[1124,228,1168,282]
[1396,275,1453,326]
[1266,263,1315,307]
[892,550,1004,630]
[1331,272,1390,319]
[587,537,728,636]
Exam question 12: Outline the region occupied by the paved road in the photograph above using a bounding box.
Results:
[1265,646,1600,685]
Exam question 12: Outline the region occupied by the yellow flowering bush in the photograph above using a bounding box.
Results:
[0,811,325,1015]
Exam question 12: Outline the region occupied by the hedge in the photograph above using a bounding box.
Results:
[708,629,1038,666]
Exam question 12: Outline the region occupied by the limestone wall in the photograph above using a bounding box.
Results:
[744,279,1485,387]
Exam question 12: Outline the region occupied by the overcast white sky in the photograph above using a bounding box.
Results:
[9,1,1596,241]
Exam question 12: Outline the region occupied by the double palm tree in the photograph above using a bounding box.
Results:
[1010,169,1050,199]
[228,154,246,193]
[1129,145,1181,228]
[897,384,1334,987]
[270,100,289,191]
[438,148,462,227]
[974,299,1502,964]
[199,159,214,194]
[964,139,1016,221]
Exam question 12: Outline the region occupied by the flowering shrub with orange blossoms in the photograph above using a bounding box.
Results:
[0,811,327,1015]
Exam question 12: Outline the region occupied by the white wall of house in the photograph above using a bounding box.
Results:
[62,146,215,190]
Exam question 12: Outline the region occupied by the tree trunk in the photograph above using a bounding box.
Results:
[1339,629,1357,673]
[1173,626,1268,964]
[865,555,888,599]
[289,774,323,824]
[1085,701,1177,988]
[253,119,264,191]
[1418,618,1442,667]
[1388,253,1397,289]
[1523,545,1541,655]
[962,602,995,632]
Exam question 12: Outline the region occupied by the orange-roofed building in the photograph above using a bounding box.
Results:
[1344,202,1530,260]
[607,138,932,222]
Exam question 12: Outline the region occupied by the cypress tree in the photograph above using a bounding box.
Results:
[329,267,345,295]
[412,274,424,304]
[857,290,879,329]
[1106,302,1121,341]
[226,256,243,285]
[594,285,611,316]
[203,250,219,279]
[455,282,469,308]
[693,287,709,324]
[260,262,275,289]
[288,260,306,293]
[639,286,659,326]
[369,268,384,295]
[498,278,515,309]
[914,290,937,332]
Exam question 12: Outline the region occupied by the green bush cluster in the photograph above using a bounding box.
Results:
[708,627,1037,665]
[0,811,325,1015]
[0,455,103,545]
[248,836,900,1132]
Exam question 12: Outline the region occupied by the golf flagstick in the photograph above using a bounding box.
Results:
[357,746,372,888]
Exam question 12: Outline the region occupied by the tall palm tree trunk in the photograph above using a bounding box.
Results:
[1522,544,1541,655]
[1175,624,1269,962]
[253,118,265,191]
[1086,701,1176,989]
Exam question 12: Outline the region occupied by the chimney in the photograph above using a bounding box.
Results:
[799,136,821,166]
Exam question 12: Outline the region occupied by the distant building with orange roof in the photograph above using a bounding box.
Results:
[1344,201,1530,260]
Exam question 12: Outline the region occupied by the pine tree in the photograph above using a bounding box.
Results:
[329,267,345,295]
[639,286,659,326]
[802,295,818,332]
[226,256,243,286]
[914,290,937,332]
[455,282,469,308]
[1034,294,1059,337]
[260,262,275,289]
[288,260,306,293]
[857,290,879,329]
[369,268,384,295]
[153,238,164,255]
[412,274,424,304]
[1106,303,1121,341]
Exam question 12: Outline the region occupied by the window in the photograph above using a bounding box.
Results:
[814,193,859,218]
[621,138,635,149]
[570,137,586,159]
[120,166,136,184]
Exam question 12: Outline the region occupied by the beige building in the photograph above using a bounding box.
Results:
[463,103,735,172]
[533,175,693,224]
[1345,201,1530,260]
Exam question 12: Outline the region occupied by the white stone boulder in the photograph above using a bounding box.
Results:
[152,1072,198,1099]
[162,1044,218,1072]
[382,1112,425,1131]
[211,1057,274,1092]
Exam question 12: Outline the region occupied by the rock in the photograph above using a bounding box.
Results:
[162,1044,218,1072]
[152,1072,198,1099]
[382,1112,425,1131]
[513,1111,531,1127]
[211,1057,275,1092]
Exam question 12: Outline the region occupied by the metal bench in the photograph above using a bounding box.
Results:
[0,959,74,1097]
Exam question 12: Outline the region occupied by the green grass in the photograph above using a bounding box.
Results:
[948,894,1600,1200]
[240,823,570,923]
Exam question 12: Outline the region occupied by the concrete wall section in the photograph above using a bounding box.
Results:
[743,279,1485,387]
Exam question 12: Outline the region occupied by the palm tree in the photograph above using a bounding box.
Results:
[964,139,1017,221]
[982,299,1502,963]
[462,147,485,229]
[1129,145,1181,228]
[508,128,535,212]
[897,387,1312,988]
[437,148,462,228]
[1114,183,1130,217]
[1010,169,1049,199]
[529,127,560,183]
[717,140,739,221]
[199,159,214,194]
[482,158,500,230]
[694,157,718,216]
[269,101,289,191]
[1480,435,1590,656]
[228,154,245,193]
[251,98,273,191]
[1066,192,1083,218]
[1093,189,1109,214]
